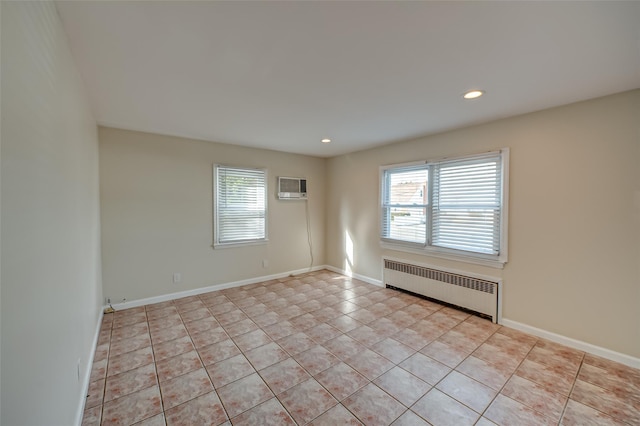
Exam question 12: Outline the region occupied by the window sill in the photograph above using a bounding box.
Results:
[380,241,507,269]
[212,239,268,249]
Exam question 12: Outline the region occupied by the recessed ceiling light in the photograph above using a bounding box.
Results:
[463,90,484,100]
[321,138,331,144]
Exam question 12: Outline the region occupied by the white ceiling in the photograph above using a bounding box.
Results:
[56,1,640,157]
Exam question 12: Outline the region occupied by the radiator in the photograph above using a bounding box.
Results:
[383,258,500,323]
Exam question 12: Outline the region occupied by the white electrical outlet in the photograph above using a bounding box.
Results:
[262,259,269,268]
[173,273,182,284]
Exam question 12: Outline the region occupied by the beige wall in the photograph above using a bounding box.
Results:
[99,127,326,302]
[1,2,103,425]
[326,90,640,358]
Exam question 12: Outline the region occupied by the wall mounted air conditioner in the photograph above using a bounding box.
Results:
[278,177,307,200]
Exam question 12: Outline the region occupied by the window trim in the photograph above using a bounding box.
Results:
[380,161,429,248]
[213,164,268,248]
[379,149,509,269]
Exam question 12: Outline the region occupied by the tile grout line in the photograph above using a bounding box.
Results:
[420,321,501,424]
[556,351,586,425]
[473,330,540,425]
[299,301,455,425]
[194,298,233,422]
[145,305,167,425]
[88,271,637,425]
[206,296,284,423]
[226,288,303,424]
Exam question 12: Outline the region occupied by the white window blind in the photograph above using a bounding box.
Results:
[380,150,507,263]
[381,165,428,245]
[431,154,502,255]
[214,165,267,246]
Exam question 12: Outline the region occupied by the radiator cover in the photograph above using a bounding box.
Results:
[383,258,500,323]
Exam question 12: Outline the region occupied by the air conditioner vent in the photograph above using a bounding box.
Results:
[278,177,307,200]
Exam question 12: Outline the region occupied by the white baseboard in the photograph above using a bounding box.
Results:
[103,267,640,371]
[75,306,104,426]
[108,265,329,311]
[324,266,640,369]
[502,318,640,370]
[324,265,384,287]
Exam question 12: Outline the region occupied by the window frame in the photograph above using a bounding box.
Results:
[380,161,429,248]
[380,149,509,268]
[213,164,268,248]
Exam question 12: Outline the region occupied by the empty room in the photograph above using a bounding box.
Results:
[2,1,639,425]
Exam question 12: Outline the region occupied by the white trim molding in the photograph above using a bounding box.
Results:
[75,308,104,426]
[102,265,639,373]
[502,318,640,370]
[107,265,329,311]
[381,242,506,269]
[324,264,639,370]
[324,265,384,287]
[378,148,509,269]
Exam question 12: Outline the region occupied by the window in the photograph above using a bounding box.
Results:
[381,164,429,245]
[214,165,267,246]
[381,150,508,265]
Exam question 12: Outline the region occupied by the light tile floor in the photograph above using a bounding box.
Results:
[83,270,640,425]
